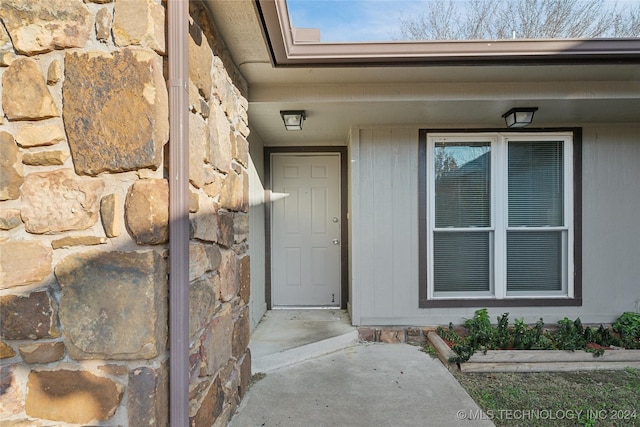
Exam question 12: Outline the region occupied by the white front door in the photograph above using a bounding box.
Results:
[271,154,341,307]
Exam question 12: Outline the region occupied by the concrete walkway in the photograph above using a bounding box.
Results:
[231,310,494,427]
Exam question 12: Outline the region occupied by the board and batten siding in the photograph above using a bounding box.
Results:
[349,126,640,326]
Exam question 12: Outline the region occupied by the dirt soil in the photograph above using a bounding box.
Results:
[453,367,640,427]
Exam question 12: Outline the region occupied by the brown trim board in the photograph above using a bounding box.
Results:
[264,146,349,310]
[418,128,583,309]
[256,0,640,67]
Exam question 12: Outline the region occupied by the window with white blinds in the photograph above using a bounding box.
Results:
[426,133,573,300]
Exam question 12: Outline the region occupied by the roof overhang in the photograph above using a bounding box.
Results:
[203,1,640,146]
[257,0,640,67]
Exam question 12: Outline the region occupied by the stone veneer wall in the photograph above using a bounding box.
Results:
[185,2,251,426]
[0,0,250,425]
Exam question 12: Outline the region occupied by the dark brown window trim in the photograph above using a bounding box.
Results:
[256,0,640,67]
[264,146,349,310]
[418,128,583,309]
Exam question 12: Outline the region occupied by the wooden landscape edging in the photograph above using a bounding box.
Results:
[426,332,640,373]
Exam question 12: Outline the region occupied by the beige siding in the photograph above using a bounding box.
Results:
[350,125,640,326]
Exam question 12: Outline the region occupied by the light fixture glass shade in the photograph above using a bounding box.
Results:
[502,107,538,128]
[280,110,306,131]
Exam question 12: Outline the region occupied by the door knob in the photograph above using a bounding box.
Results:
[332,239,340,245]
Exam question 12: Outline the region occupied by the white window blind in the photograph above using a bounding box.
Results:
[507,141,565,293]
[427,133,573,300]
[508,141,564,227]
[433,141,492,296]
[434,231,491,292]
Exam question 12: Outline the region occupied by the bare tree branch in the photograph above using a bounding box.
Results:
[399,0,639,40]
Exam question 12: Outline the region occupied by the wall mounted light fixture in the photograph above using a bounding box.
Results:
[502,107,538,128]
[280,110,306,131]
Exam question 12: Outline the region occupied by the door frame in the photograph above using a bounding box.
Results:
[265,146,349,310]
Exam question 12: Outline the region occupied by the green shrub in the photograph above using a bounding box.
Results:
[437,309,640,363]
[612,311,640,348]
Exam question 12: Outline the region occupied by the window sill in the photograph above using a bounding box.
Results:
[419,298,582,308]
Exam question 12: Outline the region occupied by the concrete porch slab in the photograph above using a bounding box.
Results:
[249,309,359,373]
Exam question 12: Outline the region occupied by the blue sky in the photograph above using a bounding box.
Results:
[286,0,635,42]
[286,0,428,42]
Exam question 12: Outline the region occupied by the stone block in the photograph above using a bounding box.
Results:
[238,350,251,399]
[189,111,217,188]
[1,58,59,120]
[238,255,250,304]
[188,19,213,100]
[51,236,108,249]
[1,341,16,359]
[0,0,91,55]
[191,197,219,243]
[15,123,65,147]
[218,250,237,302]
[189,189,200,213]
[0,208,21,230]
[190,242,211,282]
[96,7,113,41]
[206,244,222,271]
[63,48,168,175]
[56,250,168,360]
[217,210,234,248]
[232,133,249,168]
[191,376,224,427]
[101,193,121,238]
[113,0,166,54]
[200,304,232,376]
[232,306,250,359]
[208,103,232,173]
[26,369,123,424]
[0,131,23,201]
[358,328,378,342]
[379,328,406,344]
[20,169,104,234]
[234,212,249,244]
[22,150,69,166]
[190,276,219,339]
[0,241,52,289]
[219,170,246,212]
[18,342,65,364]
[0,290,60,340]
[125,179,169,245]
[0,364,24,417]
[47,59,62,85]
[128,363,168,427]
